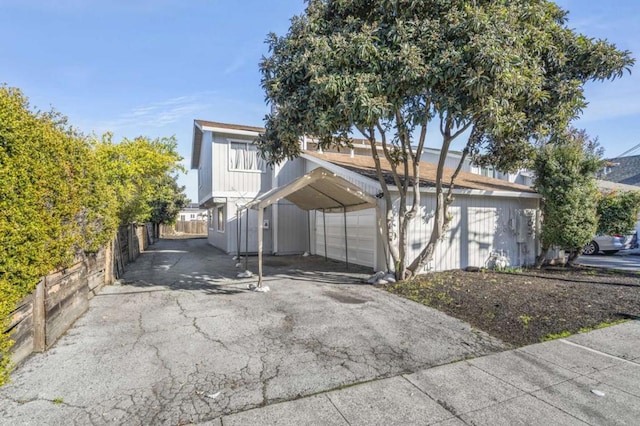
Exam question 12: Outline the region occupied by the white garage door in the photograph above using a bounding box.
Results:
[315,209,376,267]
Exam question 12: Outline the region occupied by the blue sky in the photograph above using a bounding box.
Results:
[1,0,638,202]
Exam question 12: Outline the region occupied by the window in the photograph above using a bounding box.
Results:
[190,214,195,219]
[229,141,264,171]
[217,206,225,233]
[481,166,495,178]
[180,214,185,221]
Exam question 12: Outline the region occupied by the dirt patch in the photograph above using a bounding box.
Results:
[384,266,640,347]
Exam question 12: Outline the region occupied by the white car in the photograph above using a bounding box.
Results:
[582,234,633,255]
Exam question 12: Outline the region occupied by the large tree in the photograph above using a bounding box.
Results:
[533,129,602,266]
[258,0,633,279]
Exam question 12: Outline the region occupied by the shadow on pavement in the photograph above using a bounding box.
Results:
[117,237,374,295]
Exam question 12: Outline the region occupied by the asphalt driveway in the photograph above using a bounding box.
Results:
[577,250,640,272]
[0,238,505,425]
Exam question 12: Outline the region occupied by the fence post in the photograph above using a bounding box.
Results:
[128,224,134,262]
[104,239,114,285]
[33,279,46,352]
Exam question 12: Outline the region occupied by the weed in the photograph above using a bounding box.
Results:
[496,266,524,274]
[518,315,533,329]
[579,319,629,333]
[541,331,572,341]
[541,319,629,342]
[435,292,454,305]
[52,397,64,405]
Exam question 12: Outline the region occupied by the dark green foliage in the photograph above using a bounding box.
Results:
[0,86,114,384]
[0,86,186,385]
[534,129,602,262]
[149,174,190,225]
[597,191,640,235]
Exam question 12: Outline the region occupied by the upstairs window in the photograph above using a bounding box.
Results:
[229,141,264,172]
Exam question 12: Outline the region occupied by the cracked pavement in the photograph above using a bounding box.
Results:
[0,238,505,425]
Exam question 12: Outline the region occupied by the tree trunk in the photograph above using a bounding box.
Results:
[566,248,581,266]
[534,245,549,269]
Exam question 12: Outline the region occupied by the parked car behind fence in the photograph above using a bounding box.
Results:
[583,233,634,255]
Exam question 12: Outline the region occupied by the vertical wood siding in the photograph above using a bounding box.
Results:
[277,158,309,254]
[198,131,213,202]
[211,133,269,195]
[405,194,539,271]
[226,202,273,255]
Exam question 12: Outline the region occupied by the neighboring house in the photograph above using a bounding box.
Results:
[598,155,640,186]
[177,203,207,222]
[191,120,541,273]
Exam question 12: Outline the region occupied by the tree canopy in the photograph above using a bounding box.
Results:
[259,0,633,278]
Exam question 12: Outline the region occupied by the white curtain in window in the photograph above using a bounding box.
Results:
[230,142,263,171]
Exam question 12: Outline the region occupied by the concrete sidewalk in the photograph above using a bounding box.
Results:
[217,321,640,426]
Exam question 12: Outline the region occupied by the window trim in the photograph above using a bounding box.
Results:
[227,138,265,173]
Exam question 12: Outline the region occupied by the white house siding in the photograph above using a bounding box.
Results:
[198,131,213,203]
[276,158,310,254]
[314,209,377,268]
[226,201,273,255]
[211,133,271,196]
[207,204,227,251]
[405,194,539,272]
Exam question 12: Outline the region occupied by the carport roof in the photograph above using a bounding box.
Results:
[245,167,377,213]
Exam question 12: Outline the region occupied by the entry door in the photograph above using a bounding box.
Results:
[238,208,271,254]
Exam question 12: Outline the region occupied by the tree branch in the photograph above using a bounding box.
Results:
[376,121,403,191]
[450,119,475,141]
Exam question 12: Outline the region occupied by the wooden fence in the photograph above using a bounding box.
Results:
[161,220,207,236]
[6,223,157,367]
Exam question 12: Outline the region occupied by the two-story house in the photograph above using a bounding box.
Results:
[191,119,541,273]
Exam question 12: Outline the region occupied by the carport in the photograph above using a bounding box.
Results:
[241,167,377,286]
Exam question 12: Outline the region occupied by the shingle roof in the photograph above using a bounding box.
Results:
[305,151,536,193]
[601,155,640,186]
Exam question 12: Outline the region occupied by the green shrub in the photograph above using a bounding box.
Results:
[0,86,186,385]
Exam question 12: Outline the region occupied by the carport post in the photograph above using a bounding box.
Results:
[244,208,249,270]
[236,205,241,259]
[323,209,327,261]
[307,210,311,254]
[343,209,349,270]
[257,206,264,286]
